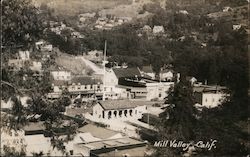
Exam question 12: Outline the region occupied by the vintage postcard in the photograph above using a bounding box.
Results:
[1,0,249,156]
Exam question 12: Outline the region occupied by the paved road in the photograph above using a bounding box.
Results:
[78,56,104,75]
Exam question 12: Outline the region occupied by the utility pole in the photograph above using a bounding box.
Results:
[102,40,107,101]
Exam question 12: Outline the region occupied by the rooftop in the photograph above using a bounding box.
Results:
[193,85,227,93]
[97,100,152,110]
[23,121,45,132]
[78,124,120,139]
[70,76,102,85]
[52,80,68,86]
[79,137,146,151]
[140,65,153,73]
[113,68,141,78]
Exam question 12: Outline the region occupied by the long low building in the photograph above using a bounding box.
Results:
[74,137,149,157]
[49,76,103,99]
[92,100,155,121]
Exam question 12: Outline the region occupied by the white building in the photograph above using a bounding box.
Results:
[51,76,103,99]
[92,100,148,120]
[24,134,63,156]
[51,70,71,81]
[30,61,42,72]
[160,69,174,81]
[194,85,228,108]
[153,26,165,34]
[41,44,53,52]
[19,50,30,60]
[145,81,174,101]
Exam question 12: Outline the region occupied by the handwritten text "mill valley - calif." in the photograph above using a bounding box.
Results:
[154,139,217,151]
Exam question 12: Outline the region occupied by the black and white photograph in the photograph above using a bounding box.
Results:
[0,0,249,156]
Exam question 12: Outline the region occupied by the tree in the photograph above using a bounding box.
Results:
[2,145,26,157]
[6,96,28,130]
[155,81,197,156]
[2,0,44,49]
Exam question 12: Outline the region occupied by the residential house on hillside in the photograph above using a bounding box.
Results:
[30,61,42,72]
[193,85,228,108]
[19,50,30,60]
[153,25,165,34]
[186,76,198,85]
[160,69,174,81]
[92,100,148,121]
[8,59,26,70]
[50,69,72,81]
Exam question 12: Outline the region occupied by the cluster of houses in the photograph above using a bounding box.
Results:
[49,21,84,39]
[94,16,132,30]
[7,40,54,72]
[138,25,165,37]
[77,11,133,30]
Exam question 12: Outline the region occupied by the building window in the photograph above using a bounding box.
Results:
[114,111,117,117]
[85,86,87,89]
[205,98,208,102]
[129,110,133,116]
[90,85,93,89]
[97,85,100,89]
[159,93,162,97]
[124,110,128,117]
[108,111,112,119]
[119,111,122,117]
[102,111,105,119]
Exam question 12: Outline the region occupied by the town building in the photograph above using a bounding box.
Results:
[51,70,72,81]
[194,85,228,108]
[103,67,174,101]
[51,76,103,99]
[103,67,142,100]
[74,137,149,157]
[92,100,148,120]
